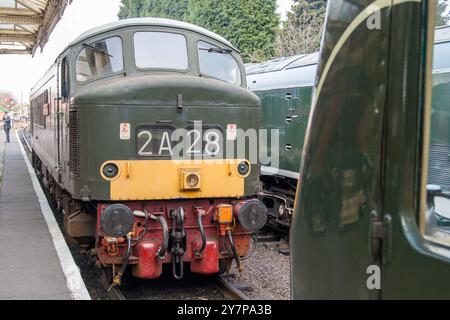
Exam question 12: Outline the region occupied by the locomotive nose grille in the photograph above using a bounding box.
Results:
[69,110,80,176]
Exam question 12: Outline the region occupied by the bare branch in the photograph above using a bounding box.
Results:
[275,5,324,57]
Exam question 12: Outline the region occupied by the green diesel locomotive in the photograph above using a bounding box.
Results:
[291,0,450,299]
[30,18,267,285]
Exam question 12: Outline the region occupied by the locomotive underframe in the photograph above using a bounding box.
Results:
[258,174,296,234]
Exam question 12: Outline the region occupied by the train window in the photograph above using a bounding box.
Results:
[76,37,124,82]
[432,41,450,70]
[197,41,241,85]
[133,32,188,70]
[422,28,450,246]
[60,57,69,101]
[31,90,47,128]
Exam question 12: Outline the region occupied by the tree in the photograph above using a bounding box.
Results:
[436,0,450,26]
[275,0,327,57]
[118,0,279,63]
[118,0,144,19]
[189,0,279,63]
[118,0,189,21]
[0,91,16,110]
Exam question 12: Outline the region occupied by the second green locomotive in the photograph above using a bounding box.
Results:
[246,53,318,232]
[247,25,450,233]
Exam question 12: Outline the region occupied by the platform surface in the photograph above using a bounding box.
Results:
[0,130,74,299]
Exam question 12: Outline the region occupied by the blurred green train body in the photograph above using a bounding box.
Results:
[246,25,450,232]
[290,0,450,299]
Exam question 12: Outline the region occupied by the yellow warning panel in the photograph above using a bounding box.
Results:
[103,159,246,200]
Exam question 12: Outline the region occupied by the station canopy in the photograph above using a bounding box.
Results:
[0,0,71,55]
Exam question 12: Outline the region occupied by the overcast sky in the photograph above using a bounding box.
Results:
[0,0,294,103]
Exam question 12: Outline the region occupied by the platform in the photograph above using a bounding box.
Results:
[0,129,90,300]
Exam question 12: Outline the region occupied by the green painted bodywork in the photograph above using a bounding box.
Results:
[255,86,312,173]
[291,0,450,299]
[30,19,261,201]
[290,0,392,299]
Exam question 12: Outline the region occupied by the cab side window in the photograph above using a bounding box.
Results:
[423,30,450,245]
[76,37,124,82]
[60,57,69,101]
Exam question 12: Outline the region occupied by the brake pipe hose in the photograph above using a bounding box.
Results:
[226,229,243,273]
[194,209,207,257]
[111,232,132,288]
[150,214,169,259]
[132,210,168,259]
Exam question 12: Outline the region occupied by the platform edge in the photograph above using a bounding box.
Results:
[15,130,91,300]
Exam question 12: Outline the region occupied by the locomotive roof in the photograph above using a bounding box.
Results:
[246,52,319,91]
[65,18,237,51]
[246,52,319,75]
[245,55,305,75]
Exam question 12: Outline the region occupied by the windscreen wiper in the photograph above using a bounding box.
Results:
[199,47,232,54]
[82,43,113,57]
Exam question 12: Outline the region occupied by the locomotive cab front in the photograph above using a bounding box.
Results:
[30,18,267,283]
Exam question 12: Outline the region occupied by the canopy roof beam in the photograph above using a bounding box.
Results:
[0,0,71,55]
[0,7,37,16]
[0,48,31,54]
[0,33,35,44]
[0,15,43,25]
[15,0,46,14]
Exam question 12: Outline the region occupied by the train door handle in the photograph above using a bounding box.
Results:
[369,211,392,265]
[285,144,292,151]
[382,214,392,265]
[285,93,292,100]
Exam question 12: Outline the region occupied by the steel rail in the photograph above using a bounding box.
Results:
[215,276,250,300]
[100,270,126,300]
[21,128,32,152]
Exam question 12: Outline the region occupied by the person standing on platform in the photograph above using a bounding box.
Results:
[3,112,11,143]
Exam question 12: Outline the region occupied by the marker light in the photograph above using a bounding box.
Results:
[237,161,251,177]
[102,163,119,179]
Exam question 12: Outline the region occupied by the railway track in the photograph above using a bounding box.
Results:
[215,276,250,300]
[101,270,126,300]
[20,127,32,153]
[101,269,249,300]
